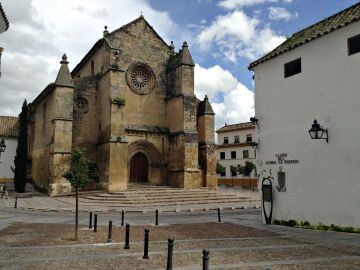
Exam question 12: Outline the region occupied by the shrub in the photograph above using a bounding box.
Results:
[111,63,119,69]
[112,97,125,106]
[216,162,225,175]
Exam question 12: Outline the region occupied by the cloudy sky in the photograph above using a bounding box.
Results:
[0,0,358,131]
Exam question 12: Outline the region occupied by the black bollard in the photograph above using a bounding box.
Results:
[107,220,113,243]
[217,208,221,223]
[89,212,93,229]
[121,210,124,226]
[14,196,17,209]
[202,249,209,270]
[124,223,130,249]
[94,214,98,233]
[143,228,149,259]
[155,209,159,226]
[166,238,174,270]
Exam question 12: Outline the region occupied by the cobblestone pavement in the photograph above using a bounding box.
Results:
[0,207,360,269]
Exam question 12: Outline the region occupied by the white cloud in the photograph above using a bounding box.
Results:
[194,64,254,131]
[197,10,285,61]
[219,0,278,9]
[195,64,238,100]
[283,0,293,3]
[0,0,176,116]
[268,7,298,21]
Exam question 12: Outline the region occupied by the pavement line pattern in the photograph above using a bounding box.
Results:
[0,236,284,250]
[171,255,360,270]
[0,244,314,264]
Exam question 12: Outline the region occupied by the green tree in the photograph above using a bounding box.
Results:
[216,162,225,175]
[63,147,89,241]
[237,161,256,176]
[13,100,29,193]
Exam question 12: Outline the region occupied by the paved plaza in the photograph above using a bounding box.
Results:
[0,205,360,269]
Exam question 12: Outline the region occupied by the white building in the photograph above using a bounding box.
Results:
[0,2,9,77]
[249,2,360,226]
[0,116,18,181]
[216,122,257,188]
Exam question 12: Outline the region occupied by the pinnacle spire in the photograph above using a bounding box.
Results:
[198,94,215,116]
[55,53,75,88]
[179,41,194,66]
[103,25,109,37]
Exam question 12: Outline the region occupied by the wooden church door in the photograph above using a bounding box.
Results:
[130,152,148,183]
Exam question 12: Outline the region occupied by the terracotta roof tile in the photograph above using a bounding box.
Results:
[216,122,255,133]
[249,2,360,69]
[0,116,18,138]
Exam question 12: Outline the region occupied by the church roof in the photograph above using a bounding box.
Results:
[0,116,18,138]
[55,54,75,88]
[168,41,195,72]
[249,2,360,69]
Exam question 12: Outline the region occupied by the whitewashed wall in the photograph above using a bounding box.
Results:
[253,21,360,227]
[0,138,17,179]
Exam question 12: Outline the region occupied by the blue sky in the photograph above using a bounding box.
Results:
[1,0,359,129]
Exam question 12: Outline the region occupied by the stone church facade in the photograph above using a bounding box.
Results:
[27,16,217,196]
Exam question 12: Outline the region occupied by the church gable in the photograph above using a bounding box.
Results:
[107,17,172,73]
[109,16,171,52]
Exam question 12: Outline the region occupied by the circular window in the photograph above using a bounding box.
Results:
[126,62,156,95]
[75,97,88,112]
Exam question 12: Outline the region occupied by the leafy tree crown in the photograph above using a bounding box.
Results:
[63,147,89,189]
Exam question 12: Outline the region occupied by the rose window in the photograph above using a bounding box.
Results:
[126,63,156,95]
[75,97,88,112]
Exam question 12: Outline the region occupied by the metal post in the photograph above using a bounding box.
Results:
[143,228,149,259]
[202,249,209,270]
[121,210,124,226]
[89,212,93,229]
[14,196,17,208]
[166,238,174,270]
[107,220,113,243]
[217,208,221,223]
[124,223,130,249]
[94,214,98,233]
[155,209,158,225]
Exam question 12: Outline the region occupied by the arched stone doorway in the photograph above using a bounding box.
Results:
[130,152,149,183]
[127,140,163,185]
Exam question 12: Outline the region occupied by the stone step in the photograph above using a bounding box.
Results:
[80,194,247,202]
[92,191,225,198]
[79,196,253,204]
[126,184,214,191]
[110,189,217,194]
[78,199,256,207]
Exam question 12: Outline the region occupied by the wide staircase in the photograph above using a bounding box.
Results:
[78,184,259,210]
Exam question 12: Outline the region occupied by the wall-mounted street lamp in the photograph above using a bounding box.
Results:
[308,120,328,143]
[250,116,258,124]
[250,116,259,130]
[248,140,260,149]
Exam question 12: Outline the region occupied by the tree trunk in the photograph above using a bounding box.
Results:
[75,186,78,241]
